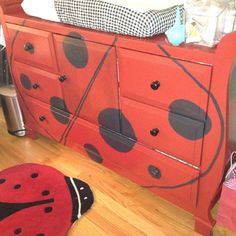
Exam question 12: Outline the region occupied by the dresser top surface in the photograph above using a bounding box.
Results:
[2,10,216,65]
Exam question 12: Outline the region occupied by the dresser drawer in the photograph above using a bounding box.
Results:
[6,23,57,72]
[119,49,212,121]
[14,62,63,105]
[23,96,71,142]
[121,98,206,166]
[66,119,199,210]
[53,34,119,129]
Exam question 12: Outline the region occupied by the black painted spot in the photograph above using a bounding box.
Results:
[63,32,88,68]
[44,207,53,213]
[14,184,21,190]
[0,179,6,184]
[14,228,22,235]
[99,127,136,152]
[42,190,50,196]
[50,96,68,111]
[31,173,39,178]
[84,144,103,163]
[98,108,137,142]
[169,99,209,121]
[50,97,70,125]
[98,108,120,132]
[36,234,45,236]
[169,100,212,140]
[20,74,31,90]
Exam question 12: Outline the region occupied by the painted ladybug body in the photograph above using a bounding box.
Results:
[0,163,94,236]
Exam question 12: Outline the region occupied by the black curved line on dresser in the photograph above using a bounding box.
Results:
[142,45,224,189]
[59,37,118,145]
[9,21,60,141]
[10,20,27,49]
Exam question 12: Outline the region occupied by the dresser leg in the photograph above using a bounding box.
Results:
[194,214,215,236]
[26,128,37,140]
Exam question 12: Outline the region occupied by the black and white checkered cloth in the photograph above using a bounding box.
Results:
[55,0,184,37]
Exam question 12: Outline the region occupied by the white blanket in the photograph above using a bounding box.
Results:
[21,0,185,20]
[21,0,60,22]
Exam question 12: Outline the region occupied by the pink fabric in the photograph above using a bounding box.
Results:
[217,167,236,232]
[225,168,236,188]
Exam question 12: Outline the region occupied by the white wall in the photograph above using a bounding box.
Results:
[0,0,59,46]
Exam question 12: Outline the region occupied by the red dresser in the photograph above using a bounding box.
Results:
[1,1,236,235]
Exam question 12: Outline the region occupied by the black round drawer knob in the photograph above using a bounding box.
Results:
[150,81,160,90]
[39,116,46,122]
[148,165,161,179]
[58,75,67,83]
[24,42,34,54]
[150,128,159,137]
[32,83,39,89]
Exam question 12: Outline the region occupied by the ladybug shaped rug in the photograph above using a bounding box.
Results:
[0,163,94,236]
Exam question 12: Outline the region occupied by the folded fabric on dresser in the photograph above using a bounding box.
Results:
[100,0,185,12]
[55,0,184,37]
[21,0,184,37]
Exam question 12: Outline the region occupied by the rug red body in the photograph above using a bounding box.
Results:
[0,163,94,236]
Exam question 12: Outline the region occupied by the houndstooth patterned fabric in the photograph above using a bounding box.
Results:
[54,0,184,37]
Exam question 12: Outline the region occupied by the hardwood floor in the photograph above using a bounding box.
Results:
[0,109,235,236]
